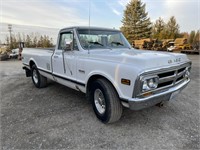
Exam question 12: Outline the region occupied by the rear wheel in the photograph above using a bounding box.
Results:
[31,64,47,88]
[90,78,123,123]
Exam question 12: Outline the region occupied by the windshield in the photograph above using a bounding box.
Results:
[77,29,131,50]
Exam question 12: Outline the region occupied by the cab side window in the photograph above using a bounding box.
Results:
[58,32,73,50]
[58,32,79,50]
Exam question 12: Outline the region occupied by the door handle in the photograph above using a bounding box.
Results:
[54,55,58,58]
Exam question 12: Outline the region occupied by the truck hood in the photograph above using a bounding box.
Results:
[89,48,190,70]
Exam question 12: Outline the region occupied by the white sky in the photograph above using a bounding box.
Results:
[0,0,199,43]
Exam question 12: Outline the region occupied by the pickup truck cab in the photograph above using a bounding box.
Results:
[22,26,191,123]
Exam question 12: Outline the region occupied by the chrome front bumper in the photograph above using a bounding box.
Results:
[124,79,190,110]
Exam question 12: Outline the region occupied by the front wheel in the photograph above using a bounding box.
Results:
[31,64,47,88]
[90,79,123,123]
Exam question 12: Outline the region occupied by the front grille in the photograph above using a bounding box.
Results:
[176,75,184,82]
[133,62,191,98]
[158,71,175,78]
[156,65,190,90]
[157,81,173,88]
[178,67,186,73]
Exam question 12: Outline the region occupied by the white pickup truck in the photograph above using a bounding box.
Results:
[22,26,191,123]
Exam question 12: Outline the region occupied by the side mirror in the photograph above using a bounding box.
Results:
[64,39,73,51]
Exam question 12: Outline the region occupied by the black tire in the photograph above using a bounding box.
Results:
[90,78,123,123]
[31,64,47,88]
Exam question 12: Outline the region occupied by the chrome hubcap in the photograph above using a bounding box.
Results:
[94,89,106,114]
[33,70,38,84]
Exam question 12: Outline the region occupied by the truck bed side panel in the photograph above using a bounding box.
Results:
[22,48,54,80]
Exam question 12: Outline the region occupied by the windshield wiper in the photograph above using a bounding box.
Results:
[111,41,124,46]
[89,41,103,46]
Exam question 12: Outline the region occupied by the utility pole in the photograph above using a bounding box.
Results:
[8,24,12,49]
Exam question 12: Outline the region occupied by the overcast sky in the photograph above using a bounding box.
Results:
[0,0,199,43]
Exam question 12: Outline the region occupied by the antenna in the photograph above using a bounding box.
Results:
[88,0,91,54]
[89,0,91,28]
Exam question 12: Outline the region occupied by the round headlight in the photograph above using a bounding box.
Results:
[142,80,149,91]
[148,78,158,88]
[142,77,158,92]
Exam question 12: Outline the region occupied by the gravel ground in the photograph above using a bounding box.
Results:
[0,55,199,150]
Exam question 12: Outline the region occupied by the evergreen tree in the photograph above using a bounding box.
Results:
[152,17,165,40]
[33,36,38,47]
[38,36,44,47]
[43,35,48,47]
[193,30,200,48]
[121,0,152,42]
[189,30,196,45]
[166,16,179,39]
[180,32,189,39]
[194,30,200,42]
[26,35,32,47]
[11,36,17,49]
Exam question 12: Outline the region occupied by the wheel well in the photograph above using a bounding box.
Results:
[86,75,119,97]
[29,60,35,69]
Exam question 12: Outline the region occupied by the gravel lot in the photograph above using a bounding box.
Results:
[0,55,199,150]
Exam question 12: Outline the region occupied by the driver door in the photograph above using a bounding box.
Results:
[52,30,77,89]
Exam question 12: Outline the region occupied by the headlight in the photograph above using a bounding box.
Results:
[148,78,158,88]
[184,67,191,78]
[142,80,149,91]
[142,77,159,92]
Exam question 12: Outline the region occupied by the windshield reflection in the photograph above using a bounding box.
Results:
[77,29,131,50]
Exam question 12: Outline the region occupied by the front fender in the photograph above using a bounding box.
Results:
[86,71,123,98]
[86,63,140,99]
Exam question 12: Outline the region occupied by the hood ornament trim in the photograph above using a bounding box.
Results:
[168,58,181,64]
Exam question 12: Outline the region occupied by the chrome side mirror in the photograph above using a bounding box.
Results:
[64,39,73,51]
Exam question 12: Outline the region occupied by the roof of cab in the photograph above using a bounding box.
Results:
[59,26,120,33]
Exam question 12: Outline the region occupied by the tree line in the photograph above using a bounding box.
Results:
[151,17,199,46]
[121,0,200,46]
[4,0,199,50]
[5,33,54,50]
[152,16,180,40]
[186,30,199,47]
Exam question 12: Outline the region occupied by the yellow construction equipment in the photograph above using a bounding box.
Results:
[174,38,192,50]
[161,39,174,47]
[161,39,175,51]
[133,38,151,49]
